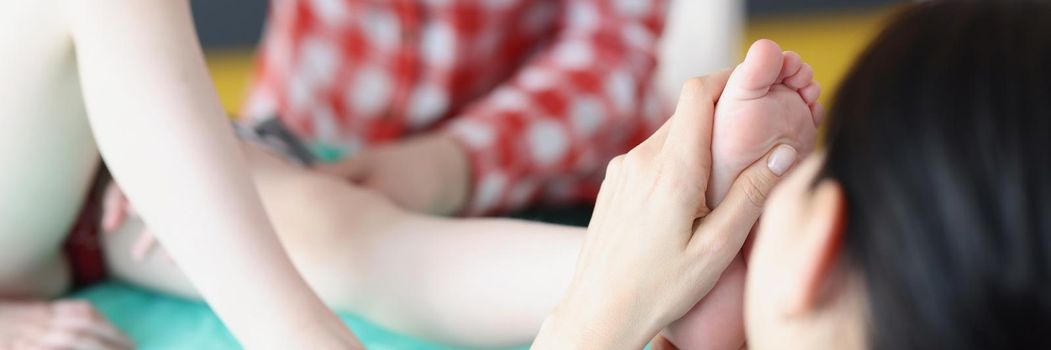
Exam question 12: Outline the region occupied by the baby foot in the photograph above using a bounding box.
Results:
[709,39,823,206]
[663,39,823,349]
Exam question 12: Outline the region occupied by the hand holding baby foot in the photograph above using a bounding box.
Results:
[709,39,823,205]
[0,300,133,350]
[663,39,823,350]
[533,70,798,349]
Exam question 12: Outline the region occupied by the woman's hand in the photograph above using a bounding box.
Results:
[0,300,134,350]
[533,71,798,349]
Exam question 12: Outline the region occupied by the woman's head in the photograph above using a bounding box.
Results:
[747,1,1051,349]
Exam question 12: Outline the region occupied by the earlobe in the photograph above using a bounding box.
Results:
[787,180,847,315]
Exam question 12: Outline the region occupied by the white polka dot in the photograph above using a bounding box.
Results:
[571,98,604,137]
[263,31,293,75]
[508,181,539,209]
[491,88,529,111]
[407,83,449,128]
[243,86,277,118]
[529,120,569,166]
[348,68,392,117]
[298,38,340,86]
[311,105,340,143]
[309,0,351,25]
[474,173,508,212]
[622,23,655,50]
[452,122,495,148]
[568,2,600,31]
[422,21,456,67]
[287,74,313,112]
[605,71,636,114]
[614,0,649,18]
[553,41,594,68]
[363,9,400,50]
[520,68,557,90]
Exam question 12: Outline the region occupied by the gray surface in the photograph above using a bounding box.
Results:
[191,0,266,48]
[748,0,903,15]
[190,0,904,48]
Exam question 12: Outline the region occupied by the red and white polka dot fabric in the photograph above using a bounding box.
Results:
[243,0,669,215]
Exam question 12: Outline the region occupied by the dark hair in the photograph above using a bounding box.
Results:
[820,1,1051,349]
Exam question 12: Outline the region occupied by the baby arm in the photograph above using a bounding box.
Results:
[106,146,585,347]
[65,0,358,348]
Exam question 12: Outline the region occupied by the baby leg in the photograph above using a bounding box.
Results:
[103,145,584,348]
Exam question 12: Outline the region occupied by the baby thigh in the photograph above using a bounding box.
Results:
[0,162,99,299]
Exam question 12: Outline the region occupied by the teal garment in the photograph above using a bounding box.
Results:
[74,281,529,350]
[309,142,349,163]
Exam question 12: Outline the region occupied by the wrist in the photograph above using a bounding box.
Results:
[533,292,664,349]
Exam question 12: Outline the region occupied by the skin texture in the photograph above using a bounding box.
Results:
[102,144,585,347]
[534,75,866,350]
[744,154,867,350]
[0,0,358,348]
[100,40,821,348]
[663,39,822,350]
[532,70,799,349]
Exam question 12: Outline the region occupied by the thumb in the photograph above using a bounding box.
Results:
[692,144,798,251]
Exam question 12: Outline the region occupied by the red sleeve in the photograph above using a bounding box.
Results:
[444,0,669,216]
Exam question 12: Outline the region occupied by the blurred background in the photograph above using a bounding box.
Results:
[194,0,905,114]
[77,2,910,348]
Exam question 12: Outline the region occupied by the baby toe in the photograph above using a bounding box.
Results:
[779,51,803,82]
[811,103,826,126]
[785,63,814,89]
[799,81,822,106]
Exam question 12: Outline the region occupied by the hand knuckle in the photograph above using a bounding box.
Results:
[742,170,773,208]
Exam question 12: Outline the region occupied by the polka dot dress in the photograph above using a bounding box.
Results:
[244,0,669,215]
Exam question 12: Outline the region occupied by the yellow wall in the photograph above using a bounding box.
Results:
[204,49,256,114]
[745,6,899,105]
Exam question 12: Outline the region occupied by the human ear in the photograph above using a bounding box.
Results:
[784,180,848,315]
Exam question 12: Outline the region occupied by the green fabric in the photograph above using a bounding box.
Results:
[74,281,529,350]
[309,142,348,162]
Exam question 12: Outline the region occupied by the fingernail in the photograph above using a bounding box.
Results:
[767,145,798,176]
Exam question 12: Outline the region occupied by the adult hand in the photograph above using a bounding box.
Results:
[314,133,471,216]
[533,71,798,349]
[0,300,134,350]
